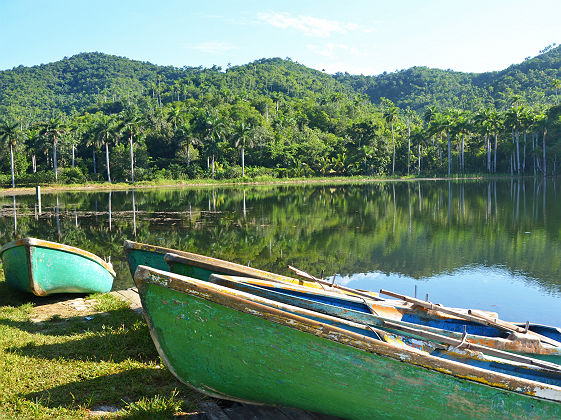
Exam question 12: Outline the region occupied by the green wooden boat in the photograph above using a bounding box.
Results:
[134,265,561,419]
[123,240,348,292]
[0,238,115,296]
[207,274,561,364]
[164,252,561,347]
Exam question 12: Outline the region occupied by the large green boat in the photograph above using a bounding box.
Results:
[134,265,561,419]
[206,274,561,364]
[124,239,336,291]
[0,238,115,296]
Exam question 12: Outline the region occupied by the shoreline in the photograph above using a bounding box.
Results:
[0,174,546,197]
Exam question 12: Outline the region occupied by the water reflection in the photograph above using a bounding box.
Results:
[132,190,137,237]
[0,179,560,324]
[12,194,16,234]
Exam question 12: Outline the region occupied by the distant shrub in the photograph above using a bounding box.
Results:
[167,163,188,179]
[223,165,243,179]
[274,168,291,178]
[133,167,151,182]
[183,164,204,179]
[60,167,87,184]
[246,166,276,179]
[15,170,56,186]
[0,173,11,187]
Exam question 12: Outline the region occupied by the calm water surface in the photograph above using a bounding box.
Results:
[1,179,560,325]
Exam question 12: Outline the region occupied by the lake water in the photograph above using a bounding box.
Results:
[1,179,560,325]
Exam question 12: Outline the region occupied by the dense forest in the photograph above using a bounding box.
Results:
[1,47,561,186]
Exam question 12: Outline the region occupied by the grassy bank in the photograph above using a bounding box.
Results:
[0,267,206,419]
[0,173,510,196]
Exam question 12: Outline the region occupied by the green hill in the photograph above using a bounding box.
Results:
[334,44,561,110]
[2,45,561,121]
[0,54,355,121]
[0,52,185,120]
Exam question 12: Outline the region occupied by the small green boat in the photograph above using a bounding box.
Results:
[0,238,115,296]
[135,265,561,419]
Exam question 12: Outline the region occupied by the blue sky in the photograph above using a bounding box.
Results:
[1,0,560,75]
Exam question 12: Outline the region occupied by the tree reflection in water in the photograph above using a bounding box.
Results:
[0,179,560,322]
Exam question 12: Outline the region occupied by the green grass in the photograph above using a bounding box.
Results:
[0,268,206,419]
[121,390,183,419]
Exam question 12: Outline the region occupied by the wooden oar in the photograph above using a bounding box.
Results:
[379,289,561,348]
[250,268,561,373]
[381,319,561,373]
[288,265,386,302]
[279,270,561,372]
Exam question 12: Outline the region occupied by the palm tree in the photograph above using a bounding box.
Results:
[404,108,416,175]
[119,107,144,183]
[233,121,253,177]
[474,108,492,172]
[506,106,525,175]
[176,121,200,166]
[436,110,455,176]
[204,112,226,178]
[520,107,534,173]
[39,118,67,182]
[552,79,561,105]
[94,114,117,183]
[66,119,81,168]
[0,121,19,188]
[24,127,41,173]
[535,111,548,176]
[84,117,102,176]
[166,105,184,131]
[424,105,441,168]
[486,110,503,173]
[454,110,471,173]
[382,99,399,175]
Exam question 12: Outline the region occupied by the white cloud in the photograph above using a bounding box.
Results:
[189,41,236,55]
[258,12,373,38]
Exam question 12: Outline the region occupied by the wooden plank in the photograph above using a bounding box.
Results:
[197,401,229,420]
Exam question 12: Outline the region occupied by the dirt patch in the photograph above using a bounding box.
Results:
[30,297,99,322]
[28,289,141,322]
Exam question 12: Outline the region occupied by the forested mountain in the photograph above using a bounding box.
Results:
[335,44,561,111]
[0,53,185,120]
[1,47,561,187]
[0,53,354,121]
[2,46,561,119]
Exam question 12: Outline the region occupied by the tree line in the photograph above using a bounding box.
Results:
[1,53,561,187]
[1,92,561,187]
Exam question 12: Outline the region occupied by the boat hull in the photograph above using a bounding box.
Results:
[135,267,561,420]
[0,238,114,296]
